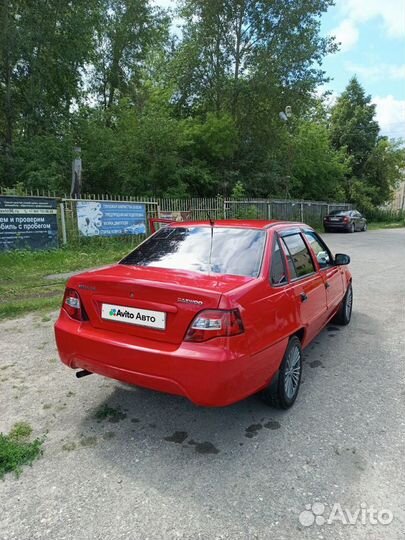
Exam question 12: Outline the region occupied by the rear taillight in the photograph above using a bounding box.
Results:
[184,309,244,343]
[62,288,84,321]
[343,216,350,223]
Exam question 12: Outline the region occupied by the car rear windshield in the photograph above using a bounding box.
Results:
[120,226,266,277]
[329,210,350,216]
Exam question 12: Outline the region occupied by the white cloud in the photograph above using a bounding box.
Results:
[330,0,404,52]
[345,62,405,81]
[373,95,405,138]
[340,0,405,38]
[330,19,359,52]
[389,65,405,79]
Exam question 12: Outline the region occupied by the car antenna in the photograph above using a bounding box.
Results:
[207,212,215,274]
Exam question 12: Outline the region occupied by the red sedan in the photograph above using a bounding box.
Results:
[54,220,352,408]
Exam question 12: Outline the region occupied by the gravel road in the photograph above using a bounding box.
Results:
[0,228,404,540]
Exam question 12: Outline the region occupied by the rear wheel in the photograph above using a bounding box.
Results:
[260,336,303,409]
[349,223,355,233]
[334,284,353,325]
[362,222,368,232]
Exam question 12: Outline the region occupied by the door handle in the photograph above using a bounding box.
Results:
[325,281,330,289]
[300,293,308,302]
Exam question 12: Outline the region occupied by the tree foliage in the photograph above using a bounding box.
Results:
[0,2,403,210]
[330,77,379,179]
[291,120,349,201]
[329,76,404,210]
[90,0,169,109]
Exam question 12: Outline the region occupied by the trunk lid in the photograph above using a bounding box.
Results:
[68,264,252,345]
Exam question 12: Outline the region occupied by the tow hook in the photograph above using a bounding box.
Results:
[76,369,93,378]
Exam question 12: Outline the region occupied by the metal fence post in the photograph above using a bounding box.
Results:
[223,199,227,220]
[60,201,67,245]
[300,202,304,222]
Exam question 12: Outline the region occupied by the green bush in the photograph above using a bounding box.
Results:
[365,208,404,223]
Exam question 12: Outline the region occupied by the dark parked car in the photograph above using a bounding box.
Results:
[324,210,367,233]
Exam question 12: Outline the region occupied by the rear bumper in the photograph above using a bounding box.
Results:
[324,222,350,231]
[54,309,267,407]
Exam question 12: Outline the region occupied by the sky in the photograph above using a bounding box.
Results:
[154,0,405,139]
[321,0,405,139]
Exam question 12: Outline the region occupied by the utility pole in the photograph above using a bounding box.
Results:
[279,106,293,199]
[70,146,82,199]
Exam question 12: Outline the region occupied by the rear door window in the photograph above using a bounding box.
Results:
[281,234,315,279]
[279,238,297,279]
[270,239,288,286]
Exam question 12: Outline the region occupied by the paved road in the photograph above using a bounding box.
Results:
[0,228,404,540]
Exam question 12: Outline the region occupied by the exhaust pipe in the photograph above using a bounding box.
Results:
[76,369,93,378]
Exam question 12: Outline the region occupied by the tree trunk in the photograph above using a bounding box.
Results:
[232,3,244,119]
[1,0,15,184]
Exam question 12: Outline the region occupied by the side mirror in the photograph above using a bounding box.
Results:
[335,253,350,266]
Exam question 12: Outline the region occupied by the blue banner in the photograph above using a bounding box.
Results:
[0,196,58,251]
[77,201,146,237]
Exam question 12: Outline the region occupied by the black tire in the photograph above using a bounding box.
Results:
[347,223,355,233]
[362,222,367,232]
[260,336,303,409]
[324,227,330,233]
[333,284,353,325]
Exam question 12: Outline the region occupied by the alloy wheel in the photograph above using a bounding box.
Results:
[284,345,302,400]
[345,286,353,320]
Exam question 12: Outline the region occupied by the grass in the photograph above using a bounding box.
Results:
[0,422,43,479]
[0,237,138,320]
[367,221,405,230]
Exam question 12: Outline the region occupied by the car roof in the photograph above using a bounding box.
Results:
[168,219,308,230]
